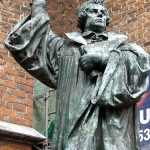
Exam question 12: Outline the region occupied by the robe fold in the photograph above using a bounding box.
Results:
[5,10,149,150]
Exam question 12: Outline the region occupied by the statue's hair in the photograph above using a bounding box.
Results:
[77,0,110,32]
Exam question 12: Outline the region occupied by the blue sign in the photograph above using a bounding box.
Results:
[137,74,150,149]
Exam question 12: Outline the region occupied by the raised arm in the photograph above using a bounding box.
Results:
[5,0,64,89]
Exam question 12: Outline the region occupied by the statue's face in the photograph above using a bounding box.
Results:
[84,4,107,33]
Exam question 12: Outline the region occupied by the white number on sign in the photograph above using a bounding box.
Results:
[140,129,150,142]
[144,129,150,141]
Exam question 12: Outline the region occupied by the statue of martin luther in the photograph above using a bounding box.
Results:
[5,0,150,149]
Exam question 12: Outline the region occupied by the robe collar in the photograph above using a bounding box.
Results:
[82,31,108,38]
[65,31,127,46]
[82,31,108,43]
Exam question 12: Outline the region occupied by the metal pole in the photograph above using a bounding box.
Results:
[44,92,49,150]
[43,90,55,149]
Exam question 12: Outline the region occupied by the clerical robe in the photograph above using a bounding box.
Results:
[5,9,149,150]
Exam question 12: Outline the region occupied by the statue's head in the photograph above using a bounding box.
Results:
[77,0,110,33]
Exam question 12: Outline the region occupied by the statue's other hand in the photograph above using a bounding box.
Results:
[79,53,102,73]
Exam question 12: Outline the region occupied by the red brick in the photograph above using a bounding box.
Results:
[6,74,14,81]
[24,113,32,121]
[18,71,25,77]
[13,14,20,20]
[4,67,18,75]
[112,14,121,20]
[0,49,8,55]
[0,9,13,18]
[0,86,6,92]
[6,62,14,68]
[27,107,33,113]
[135,0,144,6]
[23,1,30,7]
[0,32,7,42]
[0,72,7,79]
[4,80,17,89]
[12,117,26,125]
[0,115,4,121]
[24,86,33,93]
[136,28,145,35]
[27,80,34,87]
[25,121,32,127]
[24,99,33,107]
[27,93,33,100]
[1,108,16,117]
[0,59,5,65]
[5,56,16,63]
[127,0,135,5]
[11,0,23,5]
[15,64,23,71]
[0,101,5,107]
[13,89,26,98]
[1,5,10,12]
[9,7,20,14]
[0,43,4,49]
[144,41,150,47]
[26,73,33,79]
[13,103,26,112]
[14,76,27,85]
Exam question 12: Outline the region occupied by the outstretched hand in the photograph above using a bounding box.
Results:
[79,53,102,73]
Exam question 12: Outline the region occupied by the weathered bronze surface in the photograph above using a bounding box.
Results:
[5,0,150,149]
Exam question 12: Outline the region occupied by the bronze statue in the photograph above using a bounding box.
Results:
[5,0,150,149]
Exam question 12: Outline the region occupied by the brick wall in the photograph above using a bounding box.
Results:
[0,0,33,128]
[0,139,31,150]
[104,0,150,52]
[47,0,85,36]
[0,1,34,148]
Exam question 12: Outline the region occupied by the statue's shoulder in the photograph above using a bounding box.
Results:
[120,42,149,55]
[107,32,128,42]
[106,32,128,50]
